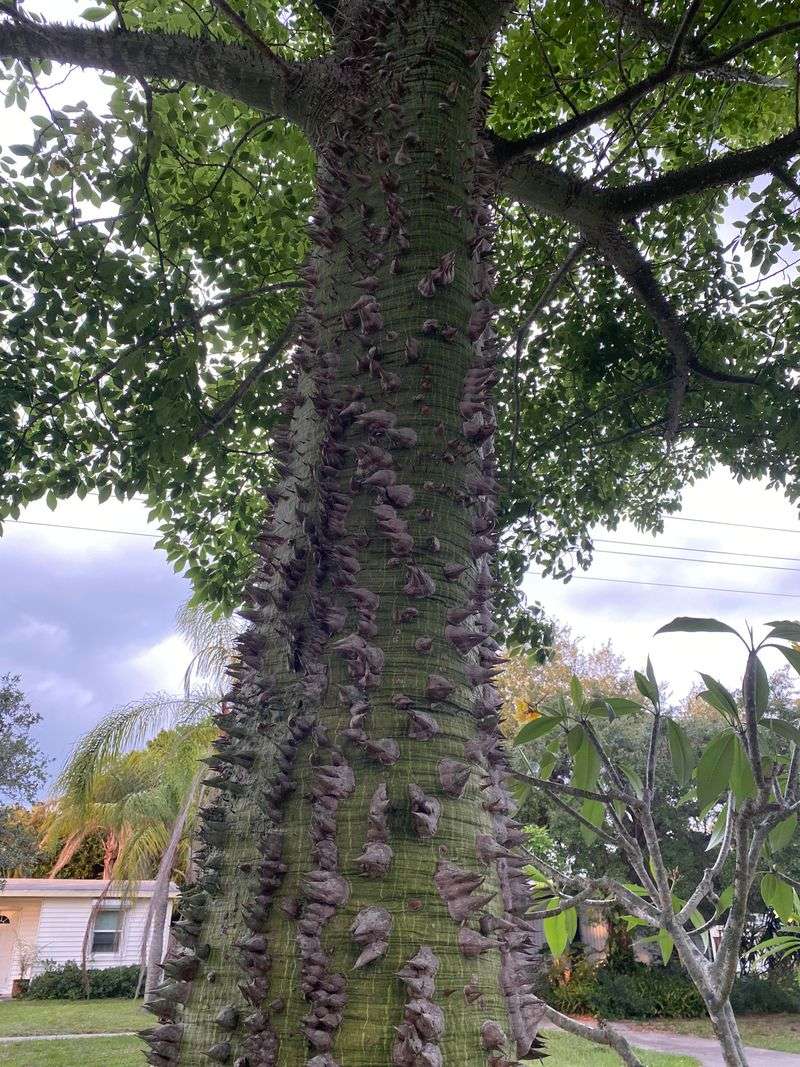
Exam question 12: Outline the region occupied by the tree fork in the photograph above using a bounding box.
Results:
[142,2,546,1065]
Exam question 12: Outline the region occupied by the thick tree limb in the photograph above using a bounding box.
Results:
[0,15,310,123]
[600,128,800,215]
[580,223,696,441]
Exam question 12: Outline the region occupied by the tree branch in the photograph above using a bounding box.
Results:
[597,0,788,87]
[540,1003,647,1067]
[600,128,800,216]
[197,315,298,440]
[0,14,310,123]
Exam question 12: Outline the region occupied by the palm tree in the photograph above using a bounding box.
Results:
[43,602,237,996]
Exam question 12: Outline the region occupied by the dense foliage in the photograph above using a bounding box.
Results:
[25,961,142,1000]
[0,675,48,874]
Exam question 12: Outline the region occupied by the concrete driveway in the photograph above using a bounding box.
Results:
[612,1023,800,1067]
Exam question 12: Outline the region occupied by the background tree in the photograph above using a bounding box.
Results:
[513,618,800,1066]
[0,674,48,876]
[2,1,800,1064]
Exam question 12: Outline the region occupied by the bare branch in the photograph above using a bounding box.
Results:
[0,14,310,123]
[540,1004,647,1067]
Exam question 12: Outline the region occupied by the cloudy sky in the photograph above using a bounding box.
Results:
[2,1,799,791]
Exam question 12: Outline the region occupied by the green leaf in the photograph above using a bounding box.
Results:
[587,696,642,717]
[580,798,605,844]
[774,645,800,678]
[665,718,695,788]
[566,724,585,757]
[716,885,734,915]
[655,617,741,637]
[572,733,601,791]
[769,814,798,854]
[765,621,800,643]
[514,714,560,745]
[634,670,658,704]
[45,490,57,511]
[706,806,728,851]
[569,674,584,711]
[760,873,796,922]
[730,735,757,803]
[658,928,674,965]
[765,718,800,748]
[696,730,736,811]
[97,484,112,504]
[81,5,111,19]
[699,674,738,718]
[543,899,577,957]
[619,762,644,799]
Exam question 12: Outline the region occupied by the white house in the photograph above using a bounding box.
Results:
[0,878,178,997]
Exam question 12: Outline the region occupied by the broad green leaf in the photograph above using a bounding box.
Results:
[774,644,800,678]
[658,929,674,965]
[569,674,584,711]
[730,735,757,803]
[538,743,559,781]
[514,714,560,745]
[716,885,734,915]
[572,733,601,791]
[587,696,643,716]
[580,798,605,844]
[769,814,798,853]
[765,718,800,748]
[766,621,800,643]
[634,670,658,704]
[665,718,695,788]
[655,617,741,637]
[706,806,728,851]
[81,5,111,18]
[543,899,576,957]
[760,873,796,922]
[696,730,736,811]
[699,674,738,718]
[619,762,644,799]
[566,724,585,757]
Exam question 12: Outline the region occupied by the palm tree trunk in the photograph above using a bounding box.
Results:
[143,4,545,1064]
[142,771,203,1002]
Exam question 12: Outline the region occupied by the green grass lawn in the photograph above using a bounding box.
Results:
[543,1030,697,1065]
[0,1027,697,1067]
[622,1013,800,1055]
[0,1036,141,1067]
[0,998,147,1037]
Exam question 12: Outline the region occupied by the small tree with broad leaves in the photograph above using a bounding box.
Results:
[513,618,800,1067]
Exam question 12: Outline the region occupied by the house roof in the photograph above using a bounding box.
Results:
[0,878,179,899]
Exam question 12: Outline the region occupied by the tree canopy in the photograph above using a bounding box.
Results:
[2,0,799,617]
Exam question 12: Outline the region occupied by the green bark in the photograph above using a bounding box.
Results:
[143,4,545,1065]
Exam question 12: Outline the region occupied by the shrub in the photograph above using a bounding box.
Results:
[545,956,800,1020]
[731,973,800,1014]
[26,961,141,1000]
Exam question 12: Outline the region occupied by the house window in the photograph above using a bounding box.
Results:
[91,908,122,953]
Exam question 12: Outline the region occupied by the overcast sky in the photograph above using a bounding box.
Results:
[2,1,799,791]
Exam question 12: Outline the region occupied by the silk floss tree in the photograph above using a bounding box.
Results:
[2,1,800,1065]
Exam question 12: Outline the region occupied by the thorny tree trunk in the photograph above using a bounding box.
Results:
[143,2,546,1065]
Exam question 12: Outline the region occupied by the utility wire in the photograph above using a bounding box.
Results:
[664,515,800,535]
[5,519,158,538]
[540,574,800,599]
[595,548,800,573]
[595,537,800,564]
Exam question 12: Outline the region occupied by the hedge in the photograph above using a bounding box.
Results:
[25,962,141,999]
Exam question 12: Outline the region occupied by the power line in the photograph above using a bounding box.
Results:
[5,519,158,538]
[539,574,800,599]
[595,548,800,573]
[595,537,800,564]
[664,515,800,535]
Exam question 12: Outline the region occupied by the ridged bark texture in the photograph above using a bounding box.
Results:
[141,2,545,1065]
